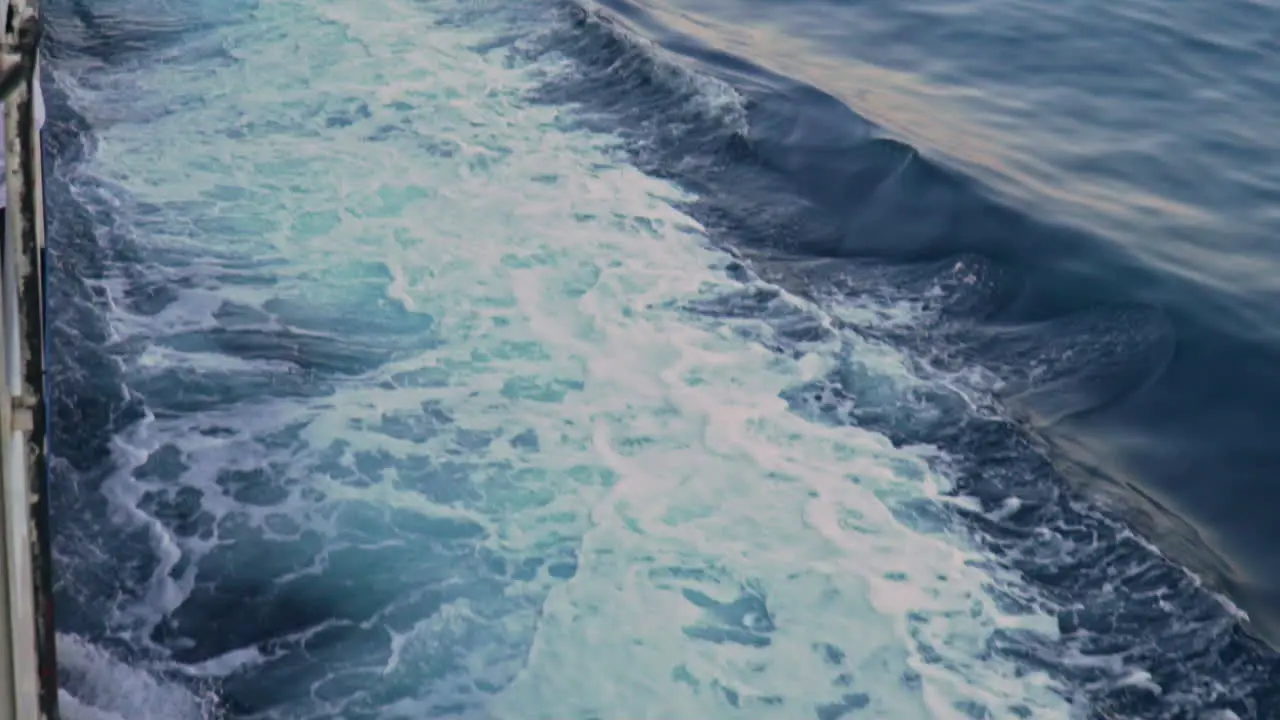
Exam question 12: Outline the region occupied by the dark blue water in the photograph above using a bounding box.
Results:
[37,0,1280,718]
[540,0,1280,713]
[589,0,1280,592]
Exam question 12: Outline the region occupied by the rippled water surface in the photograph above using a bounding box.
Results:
[39,0,1280,718]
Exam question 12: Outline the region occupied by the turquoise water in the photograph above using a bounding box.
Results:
[41,0,1280,718]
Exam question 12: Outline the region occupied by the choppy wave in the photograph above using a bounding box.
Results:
[38,0,1280,718]
[519,3,1280,718]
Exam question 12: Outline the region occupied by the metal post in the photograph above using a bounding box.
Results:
[0,0,58,717]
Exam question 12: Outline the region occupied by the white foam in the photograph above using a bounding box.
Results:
[61,0,1074,717]
[58,634,214,720]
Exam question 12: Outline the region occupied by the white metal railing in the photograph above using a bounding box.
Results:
[0,0,58,716]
